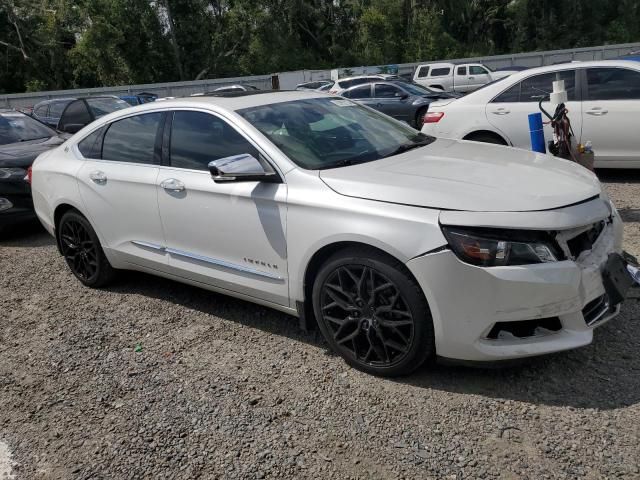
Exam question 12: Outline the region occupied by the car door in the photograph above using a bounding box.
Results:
[156,110,289,306]
[371,83,410,122]
[76,111,168,270]
[580,67,640,166]
[486,69,581,150]
[454,66,469,92]
[467,65,492,91]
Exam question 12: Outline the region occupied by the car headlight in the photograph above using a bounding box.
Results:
[441,226,562,267]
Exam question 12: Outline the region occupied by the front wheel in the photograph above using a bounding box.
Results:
[312,248,435,376]
[58,210,116,288]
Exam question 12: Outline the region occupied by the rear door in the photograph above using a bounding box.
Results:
[486,69,581,149]
[76,111,168,269]
[342,84,375,108]
[371,83,410,122]
[454,66,469,92]
[581,67,640,166]
[427,66,452,91]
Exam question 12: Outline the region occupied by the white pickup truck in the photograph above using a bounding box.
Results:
[412,63,515,93]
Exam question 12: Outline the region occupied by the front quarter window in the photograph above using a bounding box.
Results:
[237,98,435,170]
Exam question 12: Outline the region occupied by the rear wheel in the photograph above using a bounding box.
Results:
[58,210,116,287]
[312,248,435,376]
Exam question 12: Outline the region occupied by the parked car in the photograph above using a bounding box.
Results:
[213,84,259,93]
[316,82,334,92]
[0,109,66,230]
[57,96,130,133]
[421,60,640,168]
[120,92,158,106]
[32,91,631,376]
[412,62,514,93]
[32,98,75,127]
[296,80,333,91]
[341,80,460,128]
[328,75,400,94]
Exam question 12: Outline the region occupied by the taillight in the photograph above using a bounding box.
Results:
[25,166,33,185]
[424,111,445,123]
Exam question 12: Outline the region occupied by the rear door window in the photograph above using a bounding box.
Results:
[456,66,467,75]
[77,127,105,159]
[169,111,259,171]
[60,100,92,127]
[586,68,640,100]
[102,113,163,164]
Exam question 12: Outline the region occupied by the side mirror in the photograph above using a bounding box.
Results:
[208,154,278,183]
[60,123,85,134]
[399,93,409,100]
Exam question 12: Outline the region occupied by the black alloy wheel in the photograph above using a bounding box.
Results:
[58,210,115,287]
[313,248,434,376]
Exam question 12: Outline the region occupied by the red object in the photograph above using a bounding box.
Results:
[424,111,444,123]
[25,166,33,185]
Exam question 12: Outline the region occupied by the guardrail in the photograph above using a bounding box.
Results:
[3,42,640,107]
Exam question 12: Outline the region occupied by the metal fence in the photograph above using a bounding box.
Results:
[3,42,640,107]
[1,75,274,109]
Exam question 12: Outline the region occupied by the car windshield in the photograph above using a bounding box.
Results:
[85,98,130,118]
[237,97,435,170]
[0,111,56,145]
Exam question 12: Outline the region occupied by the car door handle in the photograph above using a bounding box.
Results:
[160,178,185,192]
[89,170,107,184]
[468,76,475,80]
[491,108,510,115]
[586,108,608,116]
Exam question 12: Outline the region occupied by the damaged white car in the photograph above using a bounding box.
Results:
[31,91,635,376]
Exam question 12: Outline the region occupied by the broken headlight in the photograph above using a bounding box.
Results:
[441,226,562,267]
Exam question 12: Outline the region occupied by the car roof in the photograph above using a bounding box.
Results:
[93,91,330,117]
[34,95,121,106]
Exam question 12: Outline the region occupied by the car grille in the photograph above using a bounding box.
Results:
[566,220,605,259]
[582,294,611,326]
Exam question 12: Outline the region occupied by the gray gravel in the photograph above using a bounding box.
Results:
[1,171,639,479]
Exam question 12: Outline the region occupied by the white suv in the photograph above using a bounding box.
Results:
[31,91,632,376]
[422,60,640,168]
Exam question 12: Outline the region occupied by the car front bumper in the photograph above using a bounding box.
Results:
[406,214,626,362]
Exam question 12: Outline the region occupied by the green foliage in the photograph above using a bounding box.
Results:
[1,0,639,93]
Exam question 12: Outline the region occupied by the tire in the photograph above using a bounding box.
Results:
[312,247,435,377]
[464,132,507,145]
[58,210,116,288]
[415,107,428,129]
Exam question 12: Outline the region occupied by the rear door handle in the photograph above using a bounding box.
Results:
[89,170,107,184]
[491,108,510,115]
[160,178,185,192]
[586,108,608,116]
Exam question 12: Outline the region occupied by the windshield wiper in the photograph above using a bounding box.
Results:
[316,150,375,170]
[19,136,51,142]
[384,138,433,158]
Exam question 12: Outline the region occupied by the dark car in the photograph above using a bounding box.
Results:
[58,96,131,133]
[32,98,74,127]
[0,110,66,230]
[340,80,460,128]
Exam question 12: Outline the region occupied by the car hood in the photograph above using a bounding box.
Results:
[319,138,600,212]
[0,136,65,167]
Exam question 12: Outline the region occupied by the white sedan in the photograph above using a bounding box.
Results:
[422,60,640,168]
[31,91,632,376]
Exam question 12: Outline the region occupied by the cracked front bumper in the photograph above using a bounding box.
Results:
[406,213,624,362]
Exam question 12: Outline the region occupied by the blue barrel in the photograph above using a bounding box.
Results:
[528,112,546,153]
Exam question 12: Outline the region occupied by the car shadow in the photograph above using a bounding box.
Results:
[0,222,54,247]
[105,270,640,411]
[618,208,640,223]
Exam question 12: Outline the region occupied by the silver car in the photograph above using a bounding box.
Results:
[31,91,631,376]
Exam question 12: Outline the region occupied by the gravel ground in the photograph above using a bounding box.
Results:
[1,171,639,480]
